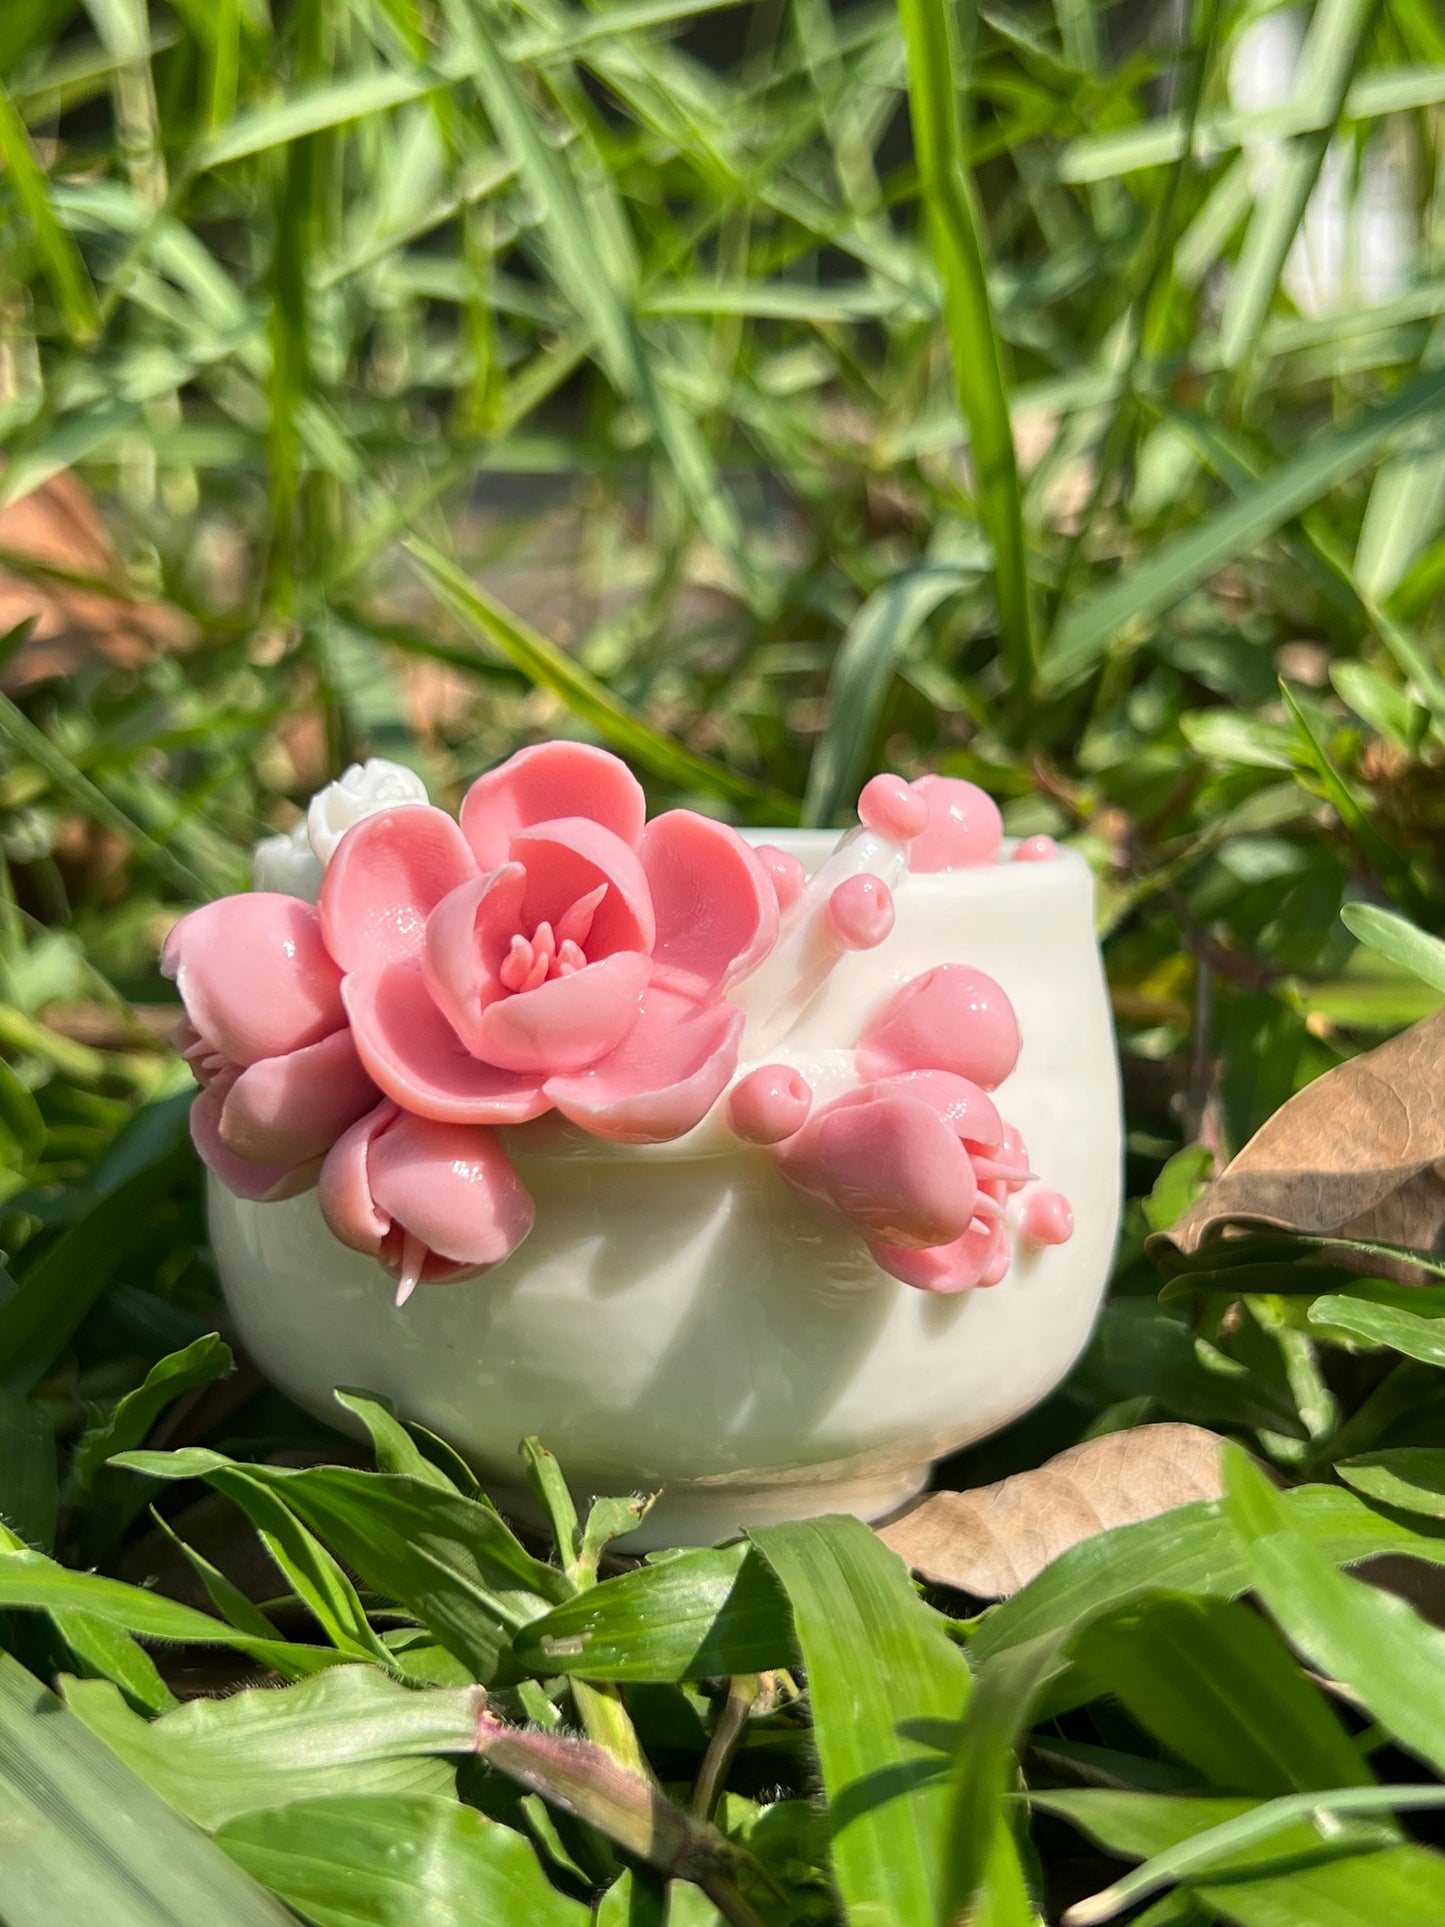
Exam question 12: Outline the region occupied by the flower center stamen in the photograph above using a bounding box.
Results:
[496,887,609,993]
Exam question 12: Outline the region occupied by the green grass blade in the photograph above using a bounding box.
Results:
[0,1388,56,1550]
[218,1793,590,1925]
[441,0,755,604]
[199,68,442,168]
[0,688,210,896]
[332,1389,462,1492]
[803,563,969,826]
[940,1628,1067,1924]
[50,1610,178,1717]
[1056,61,1445,183]
[1147,396,1445,720]
[0,1093,193,1394]
[118,1454,571,1681]
[1224,1442,1445,1778]
[64,1668,483,1829]
[511,1543,792,1682]
[751,1516,971,1927]
[1075,1595,1373,1796]
[1309,1293,1445,1368]
[1337,1450,1445,1519]
[1216,0,1373,371]
[1341,903,1445,995]
[1044,366,1445,689]
[405,536,798,817]
[1355,322,1445,597]
[0,1549,342,1675]
[969,1482,1445,1666]
[0,1523,175,1717]
[0,78,99,342]
[0,1654,298,1927]
[1053,1786,1445,1926]
[209,1467,399,1667]
[70,1332,232,1494]
[897,0,1036,690]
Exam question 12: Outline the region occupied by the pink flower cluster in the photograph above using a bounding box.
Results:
[730,961,1070,1294]
[165,745,1071,1303]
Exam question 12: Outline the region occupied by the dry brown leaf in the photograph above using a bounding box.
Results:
[1153,1008,1445,1282]
[0,471,193,691]
[876,1423,1226,1598]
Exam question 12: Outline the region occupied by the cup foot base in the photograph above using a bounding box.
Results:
[491,1463,932,1552]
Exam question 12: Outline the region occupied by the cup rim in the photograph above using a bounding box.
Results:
[740,826,1087,893]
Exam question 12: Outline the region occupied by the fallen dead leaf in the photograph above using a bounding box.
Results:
[0,471,193,691]
[1152,1008,1445,1283]
[876,1423,1226,1597]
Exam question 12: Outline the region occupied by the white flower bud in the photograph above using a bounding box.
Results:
[252,824,324,902]
[306,758,430,863]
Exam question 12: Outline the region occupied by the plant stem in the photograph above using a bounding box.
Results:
[696,1870,771,1927]
[570,1678,650,1780]
[690,1675,762,1821]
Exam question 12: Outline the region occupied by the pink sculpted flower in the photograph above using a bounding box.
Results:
[320,1101,535,1303]
[163,895,377,1200]
[773,1072,1033,1293]
[320,743,780,1144]
[870,1122,1034,1293]
[775,1070,1002,1245]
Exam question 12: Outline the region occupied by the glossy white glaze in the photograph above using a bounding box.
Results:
[210,839,1121,1547]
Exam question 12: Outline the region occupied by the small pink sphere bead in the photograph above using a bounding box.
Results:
[907,774,1003,872]
[753,842,807,911]
[1011,835,1059,864]
[728,1065,812,1144]
[1021,1188,1074,1247]
[826,873,894,950]
[858,773,929,842]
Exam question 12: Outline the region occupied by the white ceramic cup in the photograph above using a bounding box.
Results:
[210,832,1122,1548]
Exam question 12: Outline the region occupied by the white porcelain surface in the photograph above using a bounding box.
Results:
[210,837,1122,1547]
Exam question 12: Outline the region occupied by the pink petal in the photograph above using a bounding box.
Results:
[544,984,743,1143]
[857,964,1021,1092]
[218,1029,378,1166]
[509,819,655,958]
[421,864,526,1053]
[870,1219,1001,1294]
[367,1111,535,1271]
[343,962,550,1125]
[475,950,651,1075]
[906,775,1002,872]
[163,895,344,1068]
[777,1092,978,1249]
[320,807,476,972]
[318,1101,398,1256]
[805,1071,1002,1151]
[640,811,780,998]
[864,1070,1003,1150]
[753,843,807,912]
[461,743,646,869]
[190,1077,321,1202]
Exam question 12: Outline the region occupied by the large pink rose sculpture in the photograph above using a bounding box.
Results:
[319,742,777,1142]
[168,747,1073,1302]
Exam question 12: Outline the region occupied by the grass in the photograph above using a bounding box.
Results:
[2,0,1445,1920]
